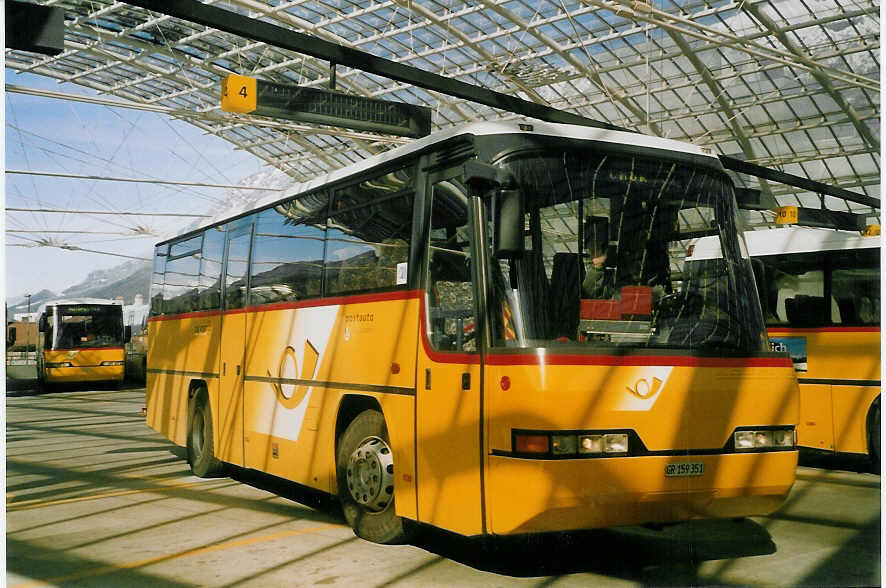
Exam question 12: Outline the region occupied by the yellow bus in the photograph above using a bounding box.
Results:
[746,226,880,464]
[36,298,126,388]
[147,121,799,544]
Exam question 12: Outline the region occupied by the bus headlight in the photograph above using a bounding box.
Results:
[45,362,73,368]
[604,433,629,453]
[579,434,603,454]
[773,429,795,447]
[734,428,794,450]
[515,431,631,457]
[100,360,125,366]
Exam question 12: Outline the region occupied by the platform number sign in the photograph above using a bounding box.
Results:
[220,73,432,137]
[220,74,257,114]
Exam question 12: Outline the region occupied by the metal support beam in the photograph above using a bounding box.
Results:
[123,0,617,130]
[121,0,878,213]
[719,156,878,209]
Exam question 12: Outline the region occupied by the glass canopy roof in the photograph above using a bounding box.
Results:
[5,0,880,228]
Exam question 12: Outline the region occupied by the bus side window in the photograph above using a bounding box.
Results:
[164,235,202,315]
[224,220,254,309]
[150,245,167,316]
[198,226,225,310]
[833,249,880,326]
[427,180,475,352]
[250,194,327,306]
[326,164,415,296]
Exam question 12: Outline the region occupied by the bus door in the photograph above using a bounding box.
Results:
[415,169,484,535]
[218,219,254,467]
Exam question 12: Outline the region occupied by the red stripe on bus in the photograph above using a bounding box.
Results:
[768,326,880,334]
[244,289,422,313]
[147,290,423,322]
[148,309,223,322]
[483,354,793,368]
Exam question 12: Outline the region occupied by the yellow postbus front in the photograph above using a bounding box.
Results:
[39,301,126,385]
[146,122,798,545]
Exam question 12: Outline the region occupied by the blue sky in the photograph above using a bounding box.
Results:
[5,70,268,300]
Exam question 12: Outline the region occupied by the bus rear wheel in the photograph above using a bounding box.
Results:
[336,409,411,544]
[187,392,224,478]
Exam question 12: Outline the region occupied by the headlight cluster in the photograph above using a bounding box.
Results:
[734,428,795,450]
[515,431,630,457]
[100,360,125,366]
[45,362,73,368]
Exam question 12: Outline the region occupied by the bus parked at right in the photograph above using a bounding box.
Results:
[745,225,880,465]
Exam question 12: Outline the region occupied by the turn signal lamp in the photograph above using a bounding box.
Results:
[514,434,549,454]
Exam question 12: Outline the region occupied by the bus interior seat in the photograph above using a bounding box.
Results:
[549,252,585,339]
[785,295,828,326]
[514,250,551,339]
[836,297,857,324]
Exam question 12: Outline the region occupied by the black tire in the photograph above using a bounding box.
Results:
[187,391,224,477]
[336,409,412,544]
[869,400,880,473]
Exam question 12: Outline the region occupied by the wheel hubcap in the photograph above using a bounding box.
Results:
[346,436,394,512]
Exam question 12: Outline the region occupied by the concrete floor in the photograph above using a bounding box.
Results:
[6,385,881,587]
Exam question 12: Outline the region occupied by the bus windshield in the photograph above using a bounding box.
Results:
[51,304,124,350]
[488,148,766,353]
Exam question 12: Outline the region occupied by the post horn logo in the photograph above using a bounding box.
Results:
[268,340,319,409]
[626,376,664,400]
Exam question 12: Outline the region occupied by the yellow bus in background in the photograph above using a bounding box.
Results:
[37,298,126,389]
[746,226,880,465]
[147,121,798,544]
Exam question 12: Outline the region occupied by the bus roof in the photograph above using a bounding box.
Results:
[743,225,880,257]
[183,120,719,243]
[688,225,880,261]
[39,298,124,315]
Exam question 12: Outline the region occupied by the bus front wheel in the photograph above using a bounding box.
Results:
[336,409,411,544]
[187,392,224,478]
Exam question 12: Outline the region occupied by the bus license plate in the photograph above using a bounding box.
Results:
[665,462,704,477]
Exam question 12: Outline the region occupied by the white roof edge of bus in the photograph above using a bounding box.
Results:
[202,120,719,232]
[743,225,880,255]
[688,225,880,260]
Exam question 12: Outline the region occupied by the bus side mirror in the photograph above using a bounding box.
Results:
[493,189,525,259]
[7,327,16,348]
[38,315,47,332]
[462,159,524,258]
[124,325,132,343]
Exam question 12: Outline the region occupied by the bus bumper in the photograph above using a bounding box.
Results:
[45,365,125,383]
[486,451,797,534]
